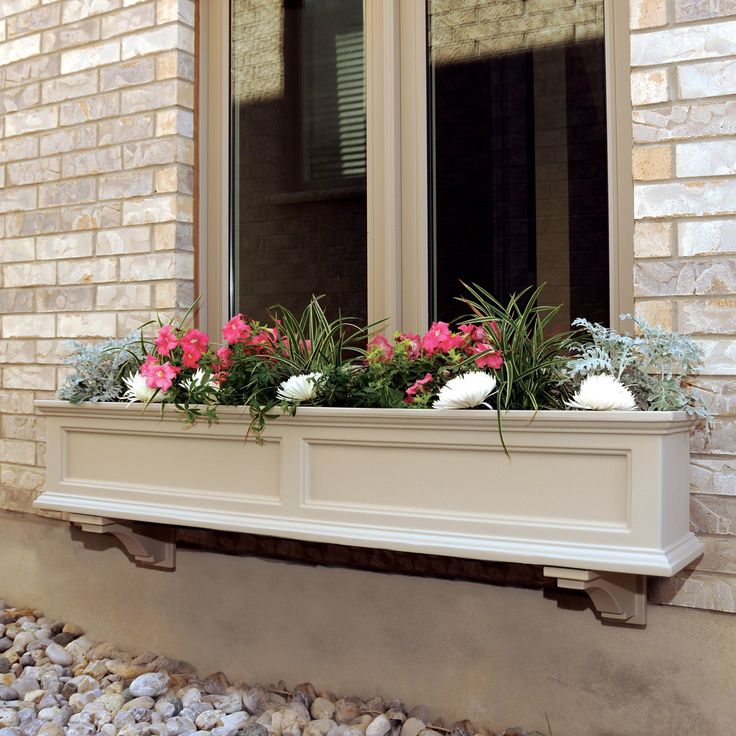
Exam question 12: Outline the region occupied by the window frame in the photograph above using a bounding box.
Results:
[199,0,633,338]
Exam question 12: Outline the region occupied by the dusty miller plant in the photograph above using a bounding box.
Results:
[567,314,711,429]
[58,334,145,404]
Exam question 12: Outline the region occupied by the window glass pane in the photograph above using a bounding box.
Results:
[427,0,609,329]
[230,0,367,323]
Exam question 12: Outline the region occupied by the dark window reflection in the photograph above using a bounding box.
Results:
[230,0,367,323]
[428,1,610,328]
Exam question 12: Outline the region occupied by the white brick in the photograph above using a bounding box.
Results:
[60,39,119,74]
[40,124,97,156]
[61,0,121,24]
[3,314,55,338]
[57,312,117,337]
[677,141,736,178]
[41,69,98,103]
[96,283,151,308]
[0,187,37,214]
[96,226,150,254]
[121,24,193,59]
[4,104,58,135]
[635,180,736,218]
[631,68,669,105]
[679,60,736,100]
[2,366,56,390]
[57,257,117,284]
[679,219,736,256]
[0,237,34,263]
[0,33,40,66]
[119,252,192,281]
[122,194,182,224]
[36,232,94,260]
[631,21,736,66]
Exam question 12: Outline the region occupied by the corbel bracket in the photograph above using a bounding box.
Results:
[544,566,647,626]
[70,514,176,570]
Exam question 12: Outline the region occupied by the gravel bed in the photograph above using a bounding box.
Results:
[0,601,535,736]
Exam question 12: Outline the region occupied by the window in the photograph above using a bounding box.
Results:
[201,0,632,336]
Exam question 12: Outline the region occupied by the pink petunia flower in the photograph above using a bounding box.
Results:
[422,322,464,354]
[222,314,250,344]
[398,332,422,360]
[143,361,180,391]
[367,334,394,362]
[406,372,433,397]
[182,351,200,369]
[473,344,503,370]
[458,323,487,343]
[215,346,232,370]
[181,328,209,360]
[154,324,179,357]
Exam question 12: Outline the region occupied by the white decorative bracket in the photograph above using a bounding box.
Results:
[70,514,176,570]
[544,567,647,626]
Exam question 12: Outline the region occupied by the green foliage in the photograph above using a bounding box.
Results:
[58,334,144,404]
[458,283,576,410]
[218,296,373,438]
[568,314,711,427]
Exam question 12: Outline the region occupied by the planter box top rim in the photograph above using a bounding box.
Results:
[35,399,692,427]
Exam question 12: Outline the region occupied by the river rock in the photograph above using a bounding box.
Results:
[130,673,170,698]
[45,644,73,667]
[0,660,9,676]
[0,687,18,701]
[0,710,18,728]
[310,698,335,721]
[399,718,426,736]
[366,716,390,736]
[334,701,361,725]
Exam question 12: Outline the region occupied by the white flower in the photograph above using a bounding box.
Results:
[276,372,323,403]
[432,372,497,410]
[122,372,162,404]
[181,368,218,394]
[566,374,638,411]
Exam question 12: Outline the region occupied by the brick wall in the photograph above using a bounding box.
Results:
[0,0,196,514]
[630,0,736,612]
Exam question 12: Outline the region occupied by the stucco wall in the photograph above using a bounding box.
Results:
[0,0,735,618]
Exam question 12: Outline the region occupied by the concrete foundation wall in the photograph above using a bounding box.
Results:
[1,511,734,736]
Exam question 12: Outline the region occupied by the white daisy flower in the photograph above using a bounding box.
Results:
[566,374,638,411]
[276,372,323,403]
[181,368,218,394]
[432,372,497,410]
[122,372,162,404]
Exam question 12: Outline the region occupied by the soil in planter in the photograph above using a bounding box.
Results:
[0,600,538,736]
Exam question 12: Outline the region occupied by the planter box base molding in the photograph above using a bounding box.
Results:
[35,401,704,626]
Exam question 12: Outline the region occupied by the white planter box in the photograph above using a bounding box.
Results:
[34,400,702,578]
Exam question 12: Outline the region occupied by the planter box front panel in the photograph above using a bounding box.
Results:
[35,401,704,577]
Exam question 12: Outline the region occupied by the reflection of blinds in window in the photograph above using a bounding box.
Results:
[301,1,365,186]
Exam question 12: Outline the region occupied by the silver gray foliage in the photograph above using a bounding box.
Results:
[567,314,711,428]
[58,333,144,404]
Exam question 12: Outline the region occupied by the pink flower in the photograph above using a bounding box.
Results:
[367,334,394,362]
[222,314,250,344]
[139,354,160,376]
[458,323,486,343]
[182,351,200,369]
[422,322,463,354]
[181,328,209,360]
[215,346,232,369]
[406,372,433,397]
[154,324,179,357]
[398,332,421,359]
[143,360,180,391]
[473,344,503,370]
